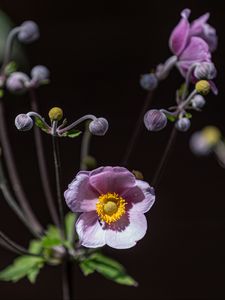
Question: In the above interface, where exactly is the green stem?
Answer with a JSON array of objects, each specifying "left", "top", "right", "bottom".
[{"left": 80, "top": 123, "right": 92, "bottom": 170}]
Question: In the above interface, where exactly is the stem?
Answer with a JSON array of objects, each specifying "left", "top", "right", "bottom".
[
  {"left": 57, "top": 114, "right": 96, "bottom": 135},
  {"left": 0, "top": 230, "right": 41, "bottom": 257},
  {"left": 29, "top": 89, "right": 60, "bottom": 228},
  {"left": 62, "top": 260, "right": 73, "bottom": 300},
  {"left": 80, "top": 123, "right": 92, "bottom": 170},
  {"left": 0, "top": 100, "right": 43, "bottom": 236},
  {"left": 151, "top": 126, "right": 177, "bottom": 189},
  {"left": 51, "top": 124, "right": 65, "bottom": 238},
  {"left": 122, "top": 90, "right": 154, "bottom": 166},
  {"left": 0, "top": 157, "right": 40, "bottom": 237}
]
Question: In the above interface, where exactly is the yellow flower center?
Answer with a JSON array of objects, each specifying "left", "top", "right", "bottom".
[{"left": 96, "top": 192, "right": 127, "bottom": 224}]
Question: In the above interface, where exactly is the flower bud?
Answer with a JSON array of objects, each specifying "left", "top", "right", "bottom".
[
  {"left": 194, "top": 62, "right": 217, "bottom": 80},
  {"left": 191, "top": 95, "right": 206, "bottom": 109},
  {"left": 31, "top": 65, "right": 50, "bottom": 82},
  {"left": 89, "top": 118, "right": 108, "bottom": 136},
  {"left": 195, "top": 80, "right": 211, "bottom": 95},
  {"left": 6, "top": 72, "right": 30, "bottom": 94},
  {"left": 175, "top": 118, "right": 191, "bottom": 132},
  {"left": 18, "top": 21, "right": 40, "bottom": 43},
  {"left": 15, "top": 114, "right": 33, "bottom": 131},
  {"left": 144, "top": 109, "right": 167, "bottom": 132},
  {"left": 190, "top": 132, "right": 211, "bottom": 156},
  {"left": 48, "top": 107, "right": 63, "bottom": 121},
  {"left": 140, "top": 73, "right": 158, "bottom": 91},
  {"left": 201, "top": 126, "right": 221, "bottom": 146}
]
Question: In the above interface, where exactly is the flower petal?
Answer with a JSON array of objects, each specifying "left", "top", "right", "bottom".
[
  {"left": 169, "top": 11, "right": 190, "bottom": 56},
  {"left": 190, "top": 13, "right": 210, "bottom": 36},
  {"left": 89, "top": 166, "right": 136, "bottom": 195},
  {"left": 122, "top": 180, "right": 155, "bottom": 213},
  {"left": 105, "top": 211, "right": 147, "bottom": 249},
  {"left": 64, "top": 172, "right": 98, "bottom": 212},
  {"left": 76, "top": 211, "right": 106, "bottom": 248}
]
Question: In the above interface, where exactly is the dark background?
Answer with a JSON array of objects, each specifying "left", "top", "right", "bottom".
[{"left": 0, "top": 0, "right": 225, "bottom": 299}]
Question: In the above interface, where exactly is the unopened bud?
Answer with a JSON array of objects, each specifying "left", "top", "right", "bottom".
[
  {"left": 140, "top": 73, "right": 158, "bottom": 91},
  {"left": 48, "top": 107, "right": 63, "bottom": 121},
  {"left": 15, "top": 114, "right": 33, "bottom": 131},
  {"left": 31, "top": 65, "right": 50, "bottom": 82},
  {"left": 6, "top": 72, "right": 30, "bottom": 94},
  {"left": 191, "top": 95, "right": 206, "bottom": 109},
  {"left": 190, "top": 132, "right": 211, "bottom": 156},
  {"left": 195, "top": 80, "right": 211, "bottom": 95},
  {"left": 18, "top": 21, "right": 40, "bottom": 43},
  {"left": 144, "top": 109, "right": 167, "bottom": 132},
  {"left": 89, "top": 118, "right": 108, "bottom": 136},
  {"left": 175, "top": 118, "right": 191, "bottom": 132},
  {"left": 194, "top": 62, "right": 217, "bottom": 80}
]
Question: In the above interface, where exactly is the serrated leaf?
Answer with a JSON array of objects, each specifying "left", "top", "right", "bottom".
[
  {"left": 28, "top": 240, "right": 43, "bottom": 255},
  {"left": 62, "top": 129, "right": 82, "bottom": 138},
  {"left": 41, "top": 225, "right": 63, "bottom": 248},
  {"left": 0, "top": 255, "right": 44, "bottom": 283},
  {"left": 65, "top": 212, "right": 77, "bottom": 245},
  {"left": 34, "top": 117, "right": 49, "bottom": 132}
]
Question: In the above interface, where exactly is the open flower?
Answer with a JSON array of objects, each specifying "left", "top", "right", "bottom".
[
  {"left": 169, "top": 9, "right": 216, "bottom": 80},
  {"left": 64, "top": 166, "right": 155, "bottom": 249}
]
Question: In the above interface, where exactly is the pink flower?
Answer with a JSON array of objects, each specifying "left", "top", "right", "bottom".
[
  {"left": 64, "top": 166, "right": 155, "bottom": 249},
  {"left": 169, "top": 9, "right": 217, "bottom": 79}
]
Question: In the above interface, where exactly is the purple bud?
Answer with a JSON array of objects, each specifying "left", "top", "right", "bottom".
[
  {"left": 191, "top": 95, "right": 206, "bottom": 109},
  {"left": 18, "top": 21, "right": 40, "bottom": 44},
  {"left": 175, "top": 118, "right": 191, "bottom": 132},
  {"left": 144, "top": 109, "right": 167, "bottom": 132},
  {"left": 194, "top": 62, "right": 217, "bottom": 80},
  {"left": 189, "top": 132, "right": 211, "bottom": 156},
  {"left": 31, "top": 65, "right": 50, "bottom": 82},
  {"left": 140, "top": 73, "right": 158, "bottom": 91},
  {"left": 15, "top": 114, "right": 33, "bottom": 131},
  {"left": 6, "top": 72, "right": 30, "bottom": 94},
  {"left": 89, "top": 118, "right": 108, "bottom": 136}
]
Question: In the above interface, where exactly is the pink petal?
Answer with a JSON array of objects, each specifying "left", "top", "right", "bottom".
[
  {"left": 190, "top": 13, "right": 210, "bottom": 36},
  {"left": 76, "top": 211, "right": 106, "bottom": 248},
  {"left": 169, "top": 12, "right": 190, "bottom": 56},
  {"left": 122, "top": 180, "right": 155, "bottom": 213},
  {"left": 64, "top": 172, "right": 98, "bottom": 212},
  {"left": 105, "top": 211, "right": 147, "bottom": 249},
  {"left": 89, "top": 166, "right": 136, "bottom": 195}
]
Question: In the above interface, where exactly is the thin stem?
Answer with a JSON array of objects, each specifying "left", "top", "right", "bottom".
[
  {"left": 122, "top": 90, "right": 154, "bottom": 166},
  {"left": 57, "top": 114, "right": 96, "bottom": 135},
  {"left": 52, "top": 123, "right": 65, "bottom": 238},
  {"left": 0, "top": 100, "right": 43, "bottom": 236},
  {"left": 80, "top": 123, "right": 92, "bottom": 170},
  {"left": 178, "top": 90, "right": 197, "bottom": 112},
  {"left": 29, "top": 89, "right": 60, "bottom": 228},
  {"left": 62, "top": 260, "right": 73, "bottom": 300},
  {"left": 0, "top": 157, "right": 40, "bottom": 237},
  {"left": 151, "top": 126, "right": 177, "bottom": 189},
  {"left": 0, "top": 230, "right": 41, "bottom": 257}
]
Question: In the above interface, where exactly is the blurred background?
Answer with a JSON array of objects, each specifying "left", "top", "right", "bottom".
[{"left": 0, "top": 0, "right": 224, "bottom": 299}]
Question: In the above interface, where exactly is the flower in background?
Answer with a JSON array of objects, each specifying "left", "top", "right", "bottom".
[
  {"left": 169, "top": 9, "right": 217, "bottom": 81},
  {"left": 64, "top": 166, "right": 155, "bottom": 249}
]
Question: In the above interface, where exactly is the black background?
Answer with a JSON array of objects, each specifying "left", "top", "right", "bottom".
[{"left": 0, "top": 0, "right": 225, "bottom": 299}]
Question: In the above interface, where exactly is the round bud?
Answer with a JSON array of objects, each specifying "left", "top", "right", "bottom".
[
  {"left": 144, "top": 109, "right": 167, "bottom": 132},
  {"left": 189, "top": 132, "right": 212, "bottom": 156},
  {"left": 18, "top": 21, "right": 40, "bottom": 43},
  {"left": 194, "top": 62, "right": 217, "bottom": 80},
  {"left": 201, "top": 126, "right": 221, "bottom": 146},
  {"left": 6, "top": 72, "right": 30, "bottom": 94},
  {"left": 195, "top": 80, "right": 211, "bottom": 95},
  {"left": 191, "top": 95, "right": 206, "bottom": 109},
  {"left": 140, "top": 73, "right": 158, "bottom": 91},
  {"left": 48, "top": 107, "right": 63, "bottom": 121},
  {"left": 15, "top": 114, "right": 33, "bottom": 131},
  {"left": 31, "top": 65, "right": 50, "bottom": 82},
  {"left": 89, "top": 118, "right": 108, "bottom": 136},
  {"left": 175, "top": 118, "right": 191, "bottom": 132}
]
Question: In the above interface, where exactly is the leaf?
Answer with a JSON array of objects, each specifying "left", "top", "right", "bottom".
[
  {"left": 80, "top": 252, "right": 137, "bottom": 287},
  {"left": 41, "top": 225, "right": 63, "bottom": 248},
  {"left": 4, "top": 61, "right": 17, "bottom": 75},
  {"left": 0, "top": 255, "right": 44, "bottom": 283},
  {"left": 185, "top": 112, "right": 192, "bottom": 119},
  {"left": 164, "top": 113, "right": 177, "bottom": 122},
  {"left": 178, "top": 82, "right": 188, "bottom": 98},
  {"left": 62, "top": 129, "right": 82, "bottom": 138},
  {"left": 0, "top": 89, "right": 4, "bottom": 98},
  {"left": 34, "top": 117, "right": 49, "bottom": 133},
  {"left": 65, "top": 212, "right": 77, "bottom": 245},
  {"left": 27, "top": 267, "right": 41, "bottom": 284},
  {"left": 28, "top": 240, "right": 43, "bottom": 255}
]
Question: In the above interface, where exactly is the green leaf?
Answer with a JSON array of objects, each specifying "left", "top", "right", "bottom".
[
  {"left": 34, "top": 117, "right": 49, "bottom": 133},
  {"left": 185, "top": 112, "right": 192, "bottom": 119},
  {"left": 0, "top": 255, "right": 44, "bottom": 283},
  {"left": 164, "top": 112, "right": 177, "bottom": 122},
  {"left": 41, "top": 225, "right": 63, "bottom": 248},
  {"left": 28, "top": 240, "right": 43, "bottom": 255},
  {"left": 80, "top": 252, "right": 137, "bottom": 287},
  {"left": 65, "top": 212, "right": 77, "bottom": 245},
  {"left": 4, "top": 61, "right": 17, "bottom": 75},
  {"left": 178, "top": 82, "right": 188, "bottom": 98},
  {"left": 62, "top": 129, "right": 82, "bottom": 138},
  {"left": 0, "top": 89, "right": 4, "bottom": 98},
  {"left": 27, "top": 267, "right": 41, "bottom": 284}
]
